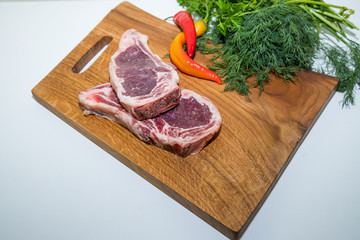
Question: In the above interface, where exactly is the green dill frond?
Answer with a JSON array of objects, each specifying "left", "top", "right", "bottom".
[
  {"left": 319, "top": 40, "right": 360, "bottom": 107},
  {"left": 214, "top": 4, "right": 319, "bottom": 95},
  {"left": 195, "top": 35, "right": 221, "bottom": 54}
]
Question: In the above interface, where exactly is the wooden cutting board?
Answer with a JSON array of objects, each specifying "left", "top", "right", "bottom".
[{"left": 31, "top": 2, "right": 339, "bottom": 239}]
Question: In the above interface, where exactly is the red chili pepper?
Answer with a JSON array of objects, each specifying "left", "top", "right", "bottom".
[
  {"left": 170, "top": 21, "right": 222, "bottom": 84},
  {"left": 173, "top": 11, "right": 196, "bottom": 58}
]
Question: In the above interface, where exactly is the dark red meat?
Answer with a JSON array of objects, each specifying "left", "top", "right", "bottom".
[
  {"left": 109, "top": 29, "right": 180, "bottom": 120},
  {"left": 78, "top": 83, "right": 222, "bottom": 157}
]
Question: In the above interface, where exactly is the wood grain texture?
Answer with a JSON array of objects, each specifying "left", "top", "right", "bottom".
[{"left": 31, "top": 2, "right": 339, "bottom": 239}]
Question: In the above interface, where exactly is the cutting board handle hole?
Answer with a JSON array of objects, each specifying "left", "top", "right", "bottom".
[{"left": 72, "top": 36, "right": 113, "bottom": 74}]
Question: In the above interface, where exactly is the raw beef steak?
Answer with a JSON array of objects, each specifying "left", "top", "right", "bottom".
[
  {"left": 78, "top": 83, "right": 222, "bottom": 157},
  {"left": 109, "top": 29, "right": 180, "bottom": 120}
]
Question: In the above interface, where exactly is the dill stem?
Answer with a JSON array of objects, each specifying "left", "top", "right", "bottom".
[
  {"left": 285, "top": 0, "right": 358, "bottom": 30},
  {"left": 285, "top": 0, "right": 348, "bottom": 10},
  {"left": 318, "top": 9, "right": 344, "bottom": 21},
  {"left": 308, "top": 7, "right": 341, "bottom": 32}
]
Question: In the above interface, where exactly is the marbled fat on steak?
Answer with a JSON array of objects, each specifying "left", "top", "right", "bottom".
[
  {"left": 78, "top": 83, "right": 222, "bottom": 157},
  {"left": 109, "top": 29, "right": 180, "bottom": 120}
]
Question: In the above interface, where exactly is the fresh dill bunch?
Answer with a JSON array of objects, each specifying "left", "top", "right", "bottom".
[
  {"left": 177, "top": 0, "right": 360, "bottom": 106},
  {"left": 212, "top": 4, "right": 320, "bottom": 95}
]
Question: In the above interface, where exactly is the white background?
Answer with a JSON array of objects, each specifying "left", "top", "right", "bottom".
[{"left": 0, "top": 0, "right": 359, "bottom": 239}]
